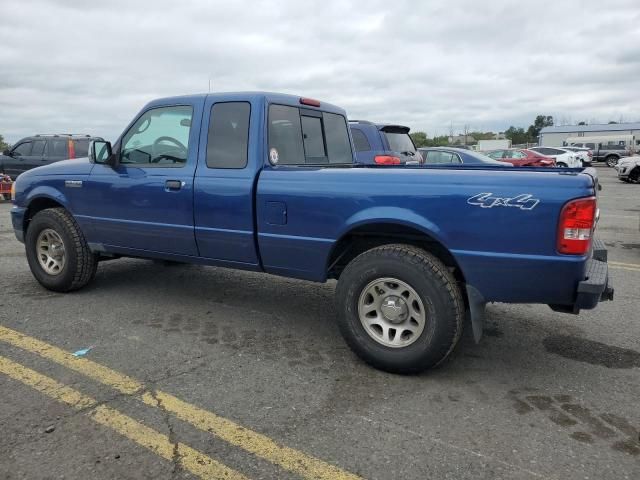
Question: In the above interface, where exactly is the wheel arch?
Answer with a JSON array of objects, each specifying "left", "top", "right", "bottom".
[
  {"left": 23, "top": 193, "right": 69, "bottom": 234},
  {"left": 326, "top": 219, "right": 466, "bottom": 285}
]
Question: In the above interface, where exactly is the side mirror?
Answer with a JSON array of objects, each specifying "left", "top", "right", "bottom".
[
  {"left": 89, "top": 140, "right": 117, "bottom": 167},
  {"left": 2, "top": 149, "right": 10, "bottom": 156}
]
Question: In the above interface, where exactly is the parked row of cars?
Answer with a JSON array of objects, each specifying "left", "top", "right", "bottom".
[{"left": 0, "top": 123, "right": 618, "bottom": 183}]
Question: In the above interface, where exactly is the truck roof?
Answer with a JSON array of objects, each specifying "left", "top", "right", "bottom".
[{"left": 145, "top": 92, "right": 347, "bottom": 116}]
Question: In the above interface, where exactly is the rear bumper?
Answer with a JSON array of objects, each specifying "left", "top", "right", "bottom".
[
  {"left": 10, "top": 206, "right": 27, "bottom": 243},
  {"left": 549, "top": 239, "right": 614, "bottom": 314}
]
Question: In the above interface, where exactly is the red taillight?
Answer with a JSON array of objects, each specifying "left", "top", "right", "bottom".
[
  {"left": 299, "top": 97, "right": 320, "bottom": 107},
  {"left": 68, "top": 139, "right": 75, "bottom": 159},
  {"left": 587, "top": 151, "right": 593, "bottom": 158},
  {"left": 374, "top": 155, "right": 401, "bottom": 165},
  {"left": 557, "top": 197, "right": 597, "bottom": 255}
]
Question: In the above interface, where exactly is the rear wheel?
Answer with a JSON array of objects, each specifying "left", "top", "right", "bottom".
[
  {"left": 557, "top": 162, "right": 568, "bottom": 168},
  {"left": 25, "top": 208, "right": 98, "bottom": 292},
  {"left": 335, "top": 244, "right": 464, "bottom": 374},
  {"left": 605, "top": 156, "right": 619, "bottom": 167},
  {"left": 629, "top": 168, "right": 640, "bottom": 184}
]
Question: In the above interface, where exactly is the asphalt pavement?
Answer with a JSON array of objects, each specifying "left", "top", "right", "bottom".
[{"left": 0, "top": 165, "right": 638, "bottom": 480}]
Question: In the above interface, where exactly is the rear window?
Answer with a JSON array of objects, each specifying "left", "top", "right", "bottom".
[
  {"left": 351, "top": 129, "right": 371, "bottom": 152},
  {"left": 268, "top": 104, "right": 352, "bottom": 165},
  {"left": 73, "top": 139, "right": 90, "bottom": 157},
  {"left": 384, "top": 132, "right": 416, "bottom": 154}
]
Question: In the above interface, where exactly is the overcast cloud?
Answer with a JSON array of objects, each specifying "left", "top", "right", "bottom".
[{"left": 1, "top": 0, "right": 639, "bottom": 143}]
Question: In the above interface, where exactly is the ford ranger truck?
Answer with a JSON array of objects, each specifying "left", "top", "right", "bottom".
[{"left": 9, "top": 92, "right": 614, "bottom": 373}]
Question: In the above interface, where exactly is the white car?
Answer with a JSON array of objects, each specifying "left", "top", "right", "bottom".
[
  {"left": 615, "top": 156, "right": 640, "bottom": 183},
  {"left": 528, "top": 147, "right": 581, "bottom": 168},
  {"left": 561, "top": 146, "right": 592, "bottom": 166}
]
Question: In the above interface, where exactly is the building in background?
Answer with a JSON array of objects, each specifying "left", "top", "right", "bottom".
[{"left": 539, "top": 123, "right": 640, "bottom": 147}]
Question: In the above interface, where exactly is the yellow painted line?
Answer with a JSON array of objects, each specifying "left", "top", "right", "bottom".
[
  {"left": 609, "top": 260, "right": 640, "bottom": 269},
  {"left": 0, "top": 326, "right": 361, "bottom": 480},
  {"left": 0, "top": 355, "right": 247, "bottom": 480},
  {"left": 610, "top": 265, "right": 640, "bottom": 273}
]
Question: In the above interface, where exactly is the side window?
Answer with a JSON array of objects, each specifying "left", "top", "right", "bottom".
[
  {"left": 49, "top": 139, "right": 68, "bottom": 157},
  {"left": 121, "top": 105, "right": 193, "bottom": 167},
  {"left": 351, "top": 129, "right": 371, "bottom": 152},
  {"left": 426, "top": 151, "right": 455, "bottom": 164},
  {"left": 586, "top": 143, "right": 595, "bottom": 149},
  {"left": 486, "top": 150, "right": 501, "bottom": 159},
  {"left": 32, "top": 140, "right": 46, "bottom": 156},
  {"left": 512, "top": 151, "right": 526, "bottom": 159},
  {"left": 206, "top": 102, "right": 250, "bottom": 169},
  {"left": 267, "top": 105, "right": 352, "bottom": 165},
  {"left": 323, "top": 112, "right": 352, "bottom": 164},
  {"left": 13, "top": 142, "right": 32, "bottom": 156},
  {"left": 73, "top": 139, "right": 90, "bottom": 158}
]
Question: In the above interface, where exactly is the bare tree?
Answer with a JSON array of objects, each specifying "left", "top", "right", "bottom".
[{"left": 463, "top": 124, "right": 470, "bottom": 145}]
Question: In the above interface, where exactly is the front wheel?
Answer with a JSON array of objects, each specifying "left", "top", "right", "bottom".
[
  {"left": 25, "top": 208, "right": 98, "bottom": 292},
  {"left": 605, "top": 156, "right": 619, "bottom": 167},
  {"left": 335, "top": 244, "right": 464, "bottom": 374},
  {"left": 557, "top": 162, "right": 568, "bottom": 168}
]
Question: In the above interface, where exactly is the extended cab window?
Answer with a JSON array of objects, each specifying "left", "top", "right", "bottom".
[
  {"left": 121, "top": 105, "right": 192, "bottom": 167},
  {"left": 268, "top": 104, "right": 352, "bottom": 165},
  {"left": 207, "top": 102, "right": 250, "bottom": 169}
]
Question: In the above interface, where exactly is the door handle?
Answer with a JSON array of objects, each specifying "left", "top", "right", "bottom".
[{"left": 165, "top": 180, "right": 184, "bottom": 191}]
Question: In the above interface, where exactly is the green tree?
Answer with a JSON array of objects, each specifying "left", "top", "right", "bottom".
[
  {"left": 505, "top": 126, "right": 529, "bottom": 145},
  {"left": 608, "top": 121, "right": 617, "bottom": 124},
  {"left": 0, "top": 134, "right": 10, "bottom": 152},
  {"left": 409, "top": 131, "right": 428, "bottom": 148},
  {"left": 577, "top": 121, "right": 587, "bottom": 125},
  {"left": 527, "top": 115, "right": 554, "bottom": 141}
]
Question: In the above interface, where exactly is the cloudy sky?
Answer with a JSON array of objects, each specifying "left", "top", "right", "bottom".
[{"left": 1, "top": 0, "right": 639, "bottom": 143}]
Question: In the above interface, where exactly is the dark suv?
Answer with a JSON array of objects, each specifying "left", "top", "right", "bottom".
[
  {"left": 0, "top": 134, "right": 103, "bottom": 179},
  {"left": 349, "top": 120, "right": 421, "bottom": 165}
]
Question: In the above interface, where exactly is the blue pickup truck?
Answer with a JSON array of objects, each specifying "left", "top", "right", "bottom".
[{"left": 9, "top": 92, "right": 613, "bottom": 373}]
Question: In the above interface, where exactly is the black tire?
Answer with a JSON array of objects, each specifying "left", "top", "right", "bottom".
[
  {"left": 335, "top": 244, "right": 464, "bottom": 374},
  {"left": 629, "top": 168, "right": 640, "bottom": 184},
  {"left": 557, "top": 162, "right": 568, "bottom": 168},
  {"left": 605, "top": 156, "right": 619, "bottom": 167},
  {"left": 25, "top": 208, "right": 98, "bottom": 292}
]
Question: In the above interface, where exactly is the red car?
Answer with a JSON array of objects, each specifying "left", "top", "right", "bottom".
[{"left": 486, "top": 149, "right": 556, "bottom": 167}]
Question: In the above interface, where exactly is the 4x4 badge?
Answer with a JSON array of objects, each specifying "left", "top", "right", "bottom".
[{"left": 467, "top": 192, "right": 539, "bottom": 210}]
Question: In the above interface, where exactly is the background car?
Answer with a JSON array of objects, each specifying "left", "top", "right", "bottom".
[
  {"left": 418, "top": 147, "right": 512, "bottom": 166},
  {"left": 569, "top": 142, "right": 633, "bottom": 167},
  {"left": 615, "top": 156, "right": 640, "bottom": 183},
  {"left": 485, "top": 148, "right": 556, "bottom": 167},
  {"left": 527, "top": 146, "right": 581, "bottom": 168},
  {"left": 349, "top": 121, "right": 421, "bottom": 165},
  {"left": 0, "top": 134, "right": 103, "bottom": 179},
  {"left": 560, "top": 146, "right": 592, "bottom": 166}
]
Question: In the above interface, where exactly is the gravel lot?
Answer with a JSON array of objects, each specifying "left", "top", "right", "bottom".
[{"left": 0, "top": 165, "right": 638, "bottom": 480}]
